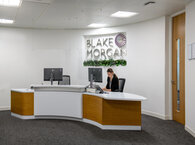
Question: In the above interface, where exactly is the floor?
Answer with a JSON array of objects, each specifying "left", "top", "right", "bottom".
[{"left": 0, "top": 111, "right": 195, "bottom": 145}]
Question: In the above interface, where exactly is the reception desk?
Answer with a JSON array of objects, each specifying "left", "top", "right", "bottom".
[{"left": 11, "top": 85, "right": 146, "bottom": 130}]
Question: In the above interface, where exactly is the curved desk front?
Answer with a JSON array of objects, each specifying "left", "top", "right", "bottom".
[{"left": 11, "top": 85, "right": 146, "bottom": 130}]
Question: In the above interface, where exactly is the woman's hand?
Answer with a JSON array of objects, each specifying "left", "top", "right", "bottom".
[
  {"left": 102, "top": 88, "right": 111, "bottom": 92},
  {"left": 102, "top": 87, "right": 107, "bottom": 91},
  {"left": 106, "top": 89, "right": 111, "bottom": 92}
]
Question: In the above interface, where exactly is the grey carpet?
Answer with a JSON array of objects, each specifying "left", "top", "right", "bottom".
[{"left": 0, "top": 111, "right": 194, "bottom": 145}]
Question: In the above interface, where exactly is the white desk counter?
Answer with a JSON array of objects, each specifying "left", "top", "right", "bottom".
[
  {"left": 31, "top": 84, "right": 86, "bottom": 92},
  {"left": 11, "top": 85, "right": 146, "bottom": 130},
  {"left": 31, "top": 85, "right": 85, "bottom": 118},
  {"left": 84, "top": 92, "right": 146, "bottom": 101},
  {"left": 11, "top": 88, "right": 34, "bottom": 93}
]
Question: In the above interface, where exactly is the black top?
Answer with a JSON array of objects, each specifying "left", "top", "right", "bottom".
[{"left": 106, "top": 74, "right": 119, "bottom": 92}]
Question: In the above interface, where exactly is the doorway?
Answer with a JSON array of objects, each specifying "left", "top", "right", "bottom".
[{"left": 172, "top": 13, "right": 185, "bottom": 125}]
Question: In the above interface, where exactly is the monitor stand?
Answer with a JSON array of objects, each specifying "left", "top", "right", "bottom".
[
  {"left": 50, "top": 79, "right": 53, "bottom": 85},
  {"left": 89, "top": 74, "right": 95, "bottom": 88},
  {"left": 50, "top": 72, "right": 54, "bottom": 85}
]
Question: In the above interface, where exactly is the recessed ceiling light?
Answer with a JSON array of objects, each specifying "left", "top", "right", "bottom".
[
  {"left": 111, "top": 11, "right": 138, "bottom": 18},
  {"left": 0, "top": 19, "right": 14, "bottom": 24},
  {"left": 88, "top": 23, "right": 107, "bottom": 28},
  {"left": 0, "top": 0, "right": 22, "bottom": 7},
  {"left": 25, "top": 0, "right": 53, "bottom": 4}
]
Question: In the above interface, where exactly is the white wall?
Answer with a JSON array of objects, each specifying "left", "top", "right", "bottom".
[
  {"left": 0, "top": 28, "right": 84, "bottom": 109},
  {"left": 185, "top": 0, "right": 195, "bottom": 137},
  {"left": 0, "top": 17, "right": 169, "bottom": 120}
]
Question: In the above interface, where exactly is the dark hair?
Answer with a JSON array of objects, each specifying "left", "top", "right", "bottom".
[
  {"left": 107, "top": 68, "right": 114, "bottom": 73},
  {"left": 107, "top": 68, "right": 118, "bottom": 78}
]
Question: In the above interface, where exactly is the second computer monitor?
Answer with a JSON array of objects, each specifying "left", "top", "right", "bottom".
[
  {"left": 88, "top": 68, "right": 102, "bottom": 83},
  {"left": 44, "top": 68, "right": 63, "bottom": 81}
]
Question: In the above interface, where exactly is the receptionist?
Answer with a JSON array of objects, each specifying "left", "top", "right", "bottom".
[{"left": 102, "top": 68, "right": 119, "bottom": 92}]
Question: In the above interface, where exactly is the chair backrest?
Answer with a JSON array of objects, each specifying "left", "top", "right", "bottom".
[
  {"left": 58, "top": 75, "right": 71, "bottom": 85},
  {"left": 118, "top": 78, "right": 126, "bottom": 92}
]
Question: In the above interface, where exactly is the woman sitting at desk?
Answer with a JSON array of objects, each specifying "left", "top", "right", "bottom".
[{"left": 103, "top": 68, "right": 119, "bottom": 92}]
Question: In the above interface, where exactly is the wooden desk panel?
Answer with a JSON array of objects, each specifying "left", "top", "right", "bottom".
[
  {"left": 11, "top": 91, "right": 34, "bottom": 115},
  {"left": 102, "top": 100, "right": 141, "bottom": 125},
  {"left": 83, "top": 94, "right": 103, "bottom": 124},
  {"left": 83, "top": 94, "right": 141, "bottom": 126}
]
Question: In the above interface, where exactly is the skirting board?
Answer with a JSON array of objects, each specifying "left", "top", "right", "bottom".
[
  {"left": 142, "top": 110, "right": 172, "bottom": 120},
  {"left": 83, "top": 119, "right": 141, "bottom": 130},
  {"left": 35, "top": 115, "right": 83, "bottom": 122},
  {"left": 11, "top": 113, "right": 35, "bottom": 119},
  {"left": 185, "top": 125, "right": 195, "bottom": 138},
  {"left": 0, "top": 106, "right": 10, "bottom": 111}
]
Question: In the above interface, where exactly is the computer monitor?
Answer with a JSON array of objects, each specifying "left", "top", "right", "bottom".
[
  {"left": 88, "top": 68, "right": 102, "bottom": 83},
  {"left": 44, "top": 68, "right": 63, "bottom": 85}
]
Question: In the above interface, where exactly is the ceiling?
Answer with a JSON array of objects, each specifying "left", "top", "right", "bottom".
[{"left": 0, "top": 0, "right": 192, "bottom": 29}]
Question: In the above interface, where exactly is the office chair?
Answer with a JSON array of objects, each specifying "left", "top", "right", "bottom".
[
  {"left": 58, "top": 75, "right": 71, "bottom": 85},
  {"left": 118, "top": 78, "right": 126, "bottom": 92}
]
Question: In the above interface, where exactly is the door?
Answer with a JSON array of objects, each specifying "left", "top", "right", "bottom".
[{"left": 172, "top": 13, "right": 185, "bottom": 125}]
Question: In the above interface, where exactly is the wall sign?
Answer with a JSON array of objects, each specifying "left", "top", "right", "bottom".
[
  {"left": 84, "top": 33, "right": 127, "bottom": 61},
  {"left": 188, "top": 43, "right": 195, "bottom": 60}
]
